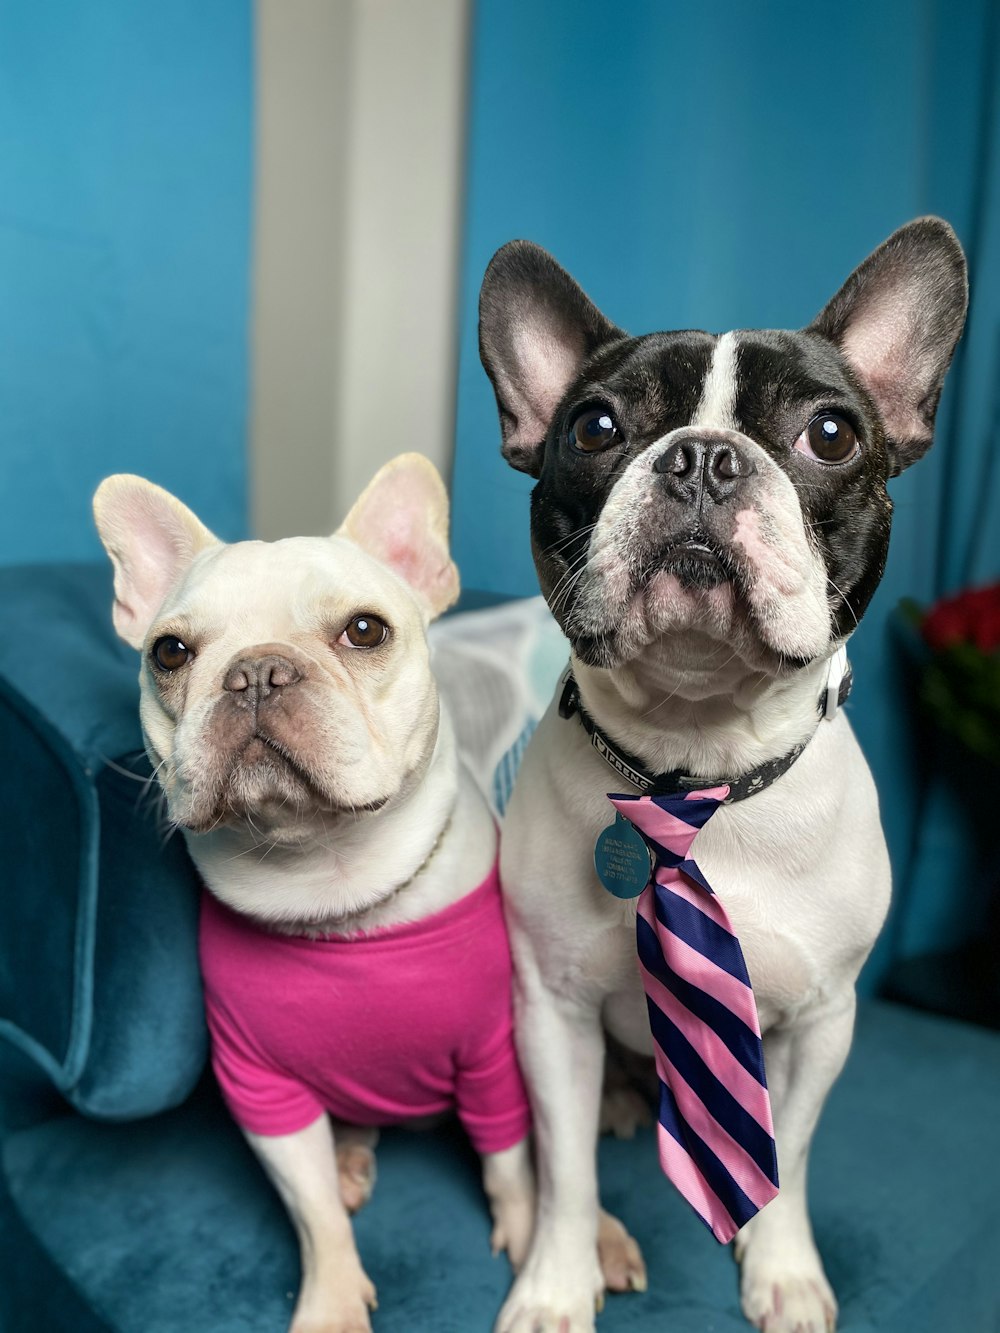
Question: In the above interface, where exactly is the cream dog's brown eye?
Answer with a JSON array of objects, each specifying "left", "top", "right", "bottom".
[
  {"left": 151, "top": 635, "right": 194, "bottom": 671},
  {"left": 342, "top": 614, "right": 388, "bottom": 648},
  {"left": 568, "top": 406, "right": 620, "bottom": 453},
  {"left": 795, "top": 413, "right": 859, "bottom": 464}
]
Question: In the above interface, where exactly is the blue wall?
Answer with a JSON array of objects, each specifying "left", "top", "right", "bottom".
[
  {"left": 452, "top": 0, "right": 998, "bottom": 984},
  {"left": 0, "top": 0, "right": 252, "bottom": 560}
]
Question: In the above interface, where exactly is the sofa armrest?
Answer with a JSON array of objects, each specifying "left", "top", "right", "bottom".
[{"left": 0, "top": 668, "right": 206, "bottom": 1121}]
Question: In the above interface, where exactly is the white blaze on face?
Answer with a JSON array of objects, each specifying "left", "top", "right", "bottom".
[
  {"left": 691, "top": 331, "right": 739, "bottom": 431},
  {"left": 572, "top": 328, "right": 834, "bottom": 665}
]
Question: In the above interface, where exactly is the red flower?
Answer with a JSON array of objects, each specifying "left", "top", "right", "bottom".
[{"left": 922, "top": 582, "right": 1000, "bottom": 652}]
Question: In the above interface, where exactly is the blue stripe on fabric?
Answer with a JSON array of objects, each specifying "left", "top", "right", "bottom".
[
  {"left": 642, "top": 838, "right": 684, "bottom": 867},
  {"left": 637, "top": 913, "right": 766, "bottom": 1085},
  {"left": 634, "top": 841, "right": 714, "bottom": 897},
  {"left": 633, "top": 842, "right": 713, "bottom": 896},
  {"left": 645, "top": 995, "right": 778, "bottom": 1184},
  {"left": 675, "top": 858, "right": 714, "bottom": 895},
  {"left": 651, "top": 883, "right": 752, "bottom": 986},
  {"left": 657, "top": 1077, "right": 758, "bottom": 1231},
  {"left": 651, "top": 793, "right": 723, "bottom": 830}
]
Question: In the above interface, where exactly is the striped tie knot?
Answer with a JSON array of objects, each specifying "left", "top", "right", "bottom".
[{"left": 609, "top": 786, "right": 779, "bottom": 1244}]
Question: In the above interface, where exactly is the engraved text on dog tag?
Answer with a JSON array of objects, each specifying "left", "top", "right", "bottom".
[{"left": 594, "top": 814, "right": 654, "bottom": 899}]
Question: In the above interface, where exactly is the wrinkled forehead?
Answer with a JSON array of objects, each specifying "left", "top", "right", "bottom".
[{"left": 155, "top": 536, "right": 419, "bottom": 637}]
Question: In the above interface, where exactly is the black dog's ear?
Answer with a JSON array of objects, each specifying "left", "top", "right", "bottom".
[
  {"left": 808, "top": 217, "right": 968, "bottom": 476},
  {"left": 478, "top": 241, "right": 623, "bottom": 477}
]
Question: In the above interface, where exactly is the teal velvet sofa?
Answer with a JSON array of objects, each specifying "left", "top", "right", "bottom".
[{"left": 2, "top": 564, "right": 999, "bottom": 1333}]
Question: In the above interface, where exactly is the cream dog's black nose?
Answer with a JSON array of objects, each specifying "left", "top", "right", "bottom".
[{"left": 223, "top": 649, "right": 302, "bottom": 710}]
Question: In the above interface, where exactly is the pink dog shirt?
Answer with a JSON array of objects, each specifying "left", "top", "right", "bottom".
[{"left": 199, "top": 861, "right": 531, "bottom": 1154}]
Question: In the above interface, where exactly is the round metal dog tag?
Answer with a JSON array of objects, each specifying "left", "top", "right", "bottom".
[{"left": 594, "top": 815, "right": 654, "bottom": 899}]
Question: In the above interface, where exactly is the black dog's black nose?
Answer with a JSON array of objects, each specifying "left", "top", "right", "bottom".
[
  {"left": 223, "top": 649, "right": 302, "bottom": 710},
  {"left": 653, "top": 438, "right": 754, "bottom": 505}
]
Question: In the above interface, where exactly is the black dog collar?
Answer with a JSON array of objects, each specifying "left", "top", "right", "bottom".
[{"left": 558, "top": 657, "right": 852, "bottom": 804}]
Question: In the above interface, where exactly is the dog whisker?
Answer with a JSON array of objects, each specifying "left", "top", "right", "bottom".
[
  {"left": 825, "top": 575, "right": 859, "bottom": 629},
  {"left": 549, "top": 551, "right": 591, "bottom": 619},
  {"left": 538, "top": 522, "right": 597, "bottom": 560}
]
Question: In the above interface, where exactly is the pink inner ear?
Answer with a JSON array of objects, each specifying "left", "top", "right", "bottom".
[
  {"left": 104, "top": 531, "right": 166, "bottom": 641},
  {"left": 393, "top": 542, "right": 452, "bottom": 601},
  {"left": 388, "top": 539, "right": 425, "bottom": 586},
  {"left": 842, "top": 301, "right": 915, "bottom": 374},
  {"left": 346, "top": 463, "right": 457, "bottom": 614},
  {"left": 96, "top": 481, "right": 218, "bottom": 647},
  {"left": 843, "top": 307, "right": 927, "bottom": 442},
  {"left": 507, "top": 324, "right": 582, "bottom": 445}
]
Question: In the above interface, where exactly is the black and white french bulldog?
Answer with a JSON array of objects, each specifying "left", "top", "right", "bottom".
[{"left": 478, "top": 218, "right": 967, "bottom": 1333}]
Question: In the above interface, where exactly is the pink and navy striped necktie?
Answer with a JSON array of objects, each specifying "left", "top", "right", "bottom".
[{"left": 609, "top": 786, "right": 779, "bottom": 1243}]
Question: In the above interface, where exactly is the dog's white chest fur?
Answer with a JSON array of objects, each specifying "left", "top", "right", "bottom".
[
  {"left": 500, "top": 699, "right": 891, "bottom": 1041},
  {"left": 479, "top": 218, "right": 967, "bottom": 1333}
]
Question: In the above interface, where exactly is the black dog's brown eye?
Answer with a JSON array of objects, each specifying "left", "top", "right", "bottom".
[
  {"left": 342, "top": 614, "right": 388, "bottom": 648},
  {"left": 151, "top": 635, "right": 194, "bottom": 672},
  {"left": 568, "top": 407, "right": 619, "bottom": 453},
  {"left": 795, "top": 413, "right": 859, "bottom": 464}
]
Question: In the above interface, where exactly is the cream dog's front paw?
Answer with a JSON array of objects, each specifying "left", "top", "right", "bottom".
[
  {"left": 490, "top": 1193, "right": 535, "bottom": 1270},
  {"left": 494, "top": 1247, "right": 603, "bottom": 1333},
  {"left": 335, "top": 1142, "right": 376, "bottom": 1214},
  {"left": 333, "top": 1125, "right": 379, "bottom": 1215},
  {"left": 597, "top": 1208, "right": 646, "bottom": 1293},
  {"left": 290, "top": 1266, "right": 378, "bottom": 1333},
  {"left": 483, "top": 1139, "right": 535, "bottom": 1271}
]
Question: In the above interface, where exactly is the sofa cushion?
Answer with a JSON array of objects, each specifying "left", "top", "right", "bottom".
[{"left": 5, "top": 1002, "right": 999, "bottom": 1332}]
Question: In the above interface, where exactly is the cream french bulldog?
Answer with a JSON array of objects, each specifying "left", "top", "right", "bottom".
[
  {"left": 478, "top": 219, "right": 968, "bottom": 1333},
  {"left": 93, "top": 454, "right": 538, "bottom": 1333}
]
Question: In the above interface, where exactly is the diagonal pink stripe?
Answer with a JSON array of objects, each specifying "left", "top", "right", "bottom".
[
  {"left": 637, "top": 950, "right": 775, "bottom": 1137},
  {"left": 609, "top": 798, "right": 701, "bottom": 855},
  {"left": 652, "top": 1042, "right": 778, "bottom": 1211},
  {"left": 684, "top": 785, "right": 730, "bottom": 803},
  {"left": 640, "top": 892, "right": 757, "bottom": 1017},
  {"left": 656, "top": 1121, "right": 738, "bottom": 1243},
  {"left": 653, "top": 864, "right": 743, "bottom": 938}
]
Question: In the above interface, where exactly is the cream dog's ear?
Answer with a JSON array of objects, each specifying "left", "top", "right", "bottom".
[
  {"left": 93, "top": 475, "right": 220, "bottom": 649},
  {"left": 337, "top": 453, "right": 460, "bottom": 620}
]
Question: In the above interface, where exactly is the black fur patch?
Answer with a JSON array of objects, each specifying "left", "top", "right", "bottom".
[
  {"left": 731, "top": 331, "right": 893, "bottom": 635},
  {"left": 528, "top": 327, "right": 892, "bottom": 642},
  {"left": 530, "top": 332, "right": 717, "bottom": 608},
  {"left": 480, "top": 226, "right": 966, "bottom": 661}
]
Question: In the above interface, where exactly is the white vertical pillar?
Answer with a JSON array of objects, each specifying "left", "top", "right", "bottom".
[{"left": 251, "top": 0, "right": 470, "bottom": 539}]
